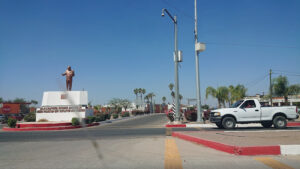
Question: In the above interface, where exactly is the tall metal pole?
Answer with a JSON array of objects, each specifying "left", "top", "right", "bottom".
[
  {"left": 195, "top": 0, "right": 203, "bottom": 122},
  {"left": 174, "top": 16, "right": 180, "bottom": 122},
  {"left": 161, "top": 9, "right": 180, "bottom": 122},
  {"left": 269, "top": 69, "right": 273, "bottom": 106}
]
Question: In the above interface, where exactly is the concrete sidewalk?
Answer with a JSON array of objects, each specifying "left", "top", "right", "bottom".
[{"left": 172, "top": 130, "right": 300, "bottom": 156}]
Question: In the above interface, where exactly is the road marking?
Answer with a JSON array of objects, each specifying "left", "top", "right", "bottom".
[
  {"left": 254, "top": 157, "right": 294, "bottom": 169},
  {"left": 224, "top": 130, "right": 300, "bottom": 133},
  {"left": 165, "top": 138, "right": 183, "bottom": 169}
]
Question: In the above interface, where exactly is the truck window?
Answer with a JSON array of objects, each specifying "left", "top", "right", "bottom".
[{"left": 240, "top": 100, "right": 256, "bottom": 108}]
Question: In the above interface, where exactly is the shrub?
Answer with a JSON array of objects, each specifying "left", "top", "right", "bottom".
[
  {"left": 38, "top": 119, "right": 48, "bottom": 122},
  {"left": 105, "top": 113, "right": 111, "bottom": 120},
  {"left": 95, "top": 114, "right": 106, "bottom": 122},
  {"left": 24, "top": 113, "right": 36, "bottom": 122},
  {"left": 7, "top": 118, "right": 17, "bottom": 128},
  {"left": 88, "top": 116, "right": 96, "bottom": 123},
  {"left": 121, "top": 112, "right": 130, "bottom": 117},
  {"left": 71, "top": 118, "right": 80, "bottom": 126},
  {"left": 112, "top": 113, "right": 119, "bottom": 119}
]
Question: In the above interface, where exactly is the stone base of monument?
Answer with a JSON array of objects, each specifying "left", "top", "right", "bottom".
[
  {"left": 2, "top": 121, "right": 99, "bottom": 131},
  {"left": 36, "top": 91, "right": 94, "bottom": 122}
]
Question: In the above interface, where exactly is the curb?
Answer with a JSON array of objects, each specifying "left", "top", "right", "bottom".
[
  {"left": 2, "top": 123, "right": 99, "bottom": 131},
  {"left": 172, "top": 132, "right": 300, "bottom": 155},
  {"left": 166, "top": 122, "right": 300, "bottom": 128}
]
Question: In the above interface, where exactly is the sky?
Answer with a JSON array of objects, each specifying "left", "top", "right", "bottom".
[{"left": 0, "top": 0, "right": 299, "bottom": 107}]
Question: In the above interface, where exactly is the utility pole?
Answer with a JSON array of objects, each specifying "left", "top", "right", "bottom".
[
  {"left": 194, "top": 0, "right": 205, "bottom": 122},
  {"left": 161, "top": 9, "right": 181, "bottom": 122},
  {"left": 269, "top": 69, "right": 273, "bottom": 106}
]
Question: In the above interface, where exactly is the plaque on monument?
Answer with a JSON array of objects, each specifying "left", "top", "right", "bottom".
[{"left": 36, "top": 91, "right": 93, "bottom": 122}]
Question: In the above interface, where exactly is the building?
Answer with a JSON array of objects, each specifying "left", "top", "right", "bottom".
[{"left": 244, "top": 94, "right": 300, "bottom": 106}]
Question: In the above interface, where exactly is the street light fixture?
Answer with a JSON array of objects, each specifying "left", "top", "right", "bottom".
[{"left": 161, "top": 8, "right": 181, "bottom": 122}]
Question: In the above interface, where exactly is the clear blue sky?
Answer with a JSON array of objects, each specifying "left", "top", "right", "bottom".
[{"left": 0, "top": 0, "right": 299, "bottom": 107}]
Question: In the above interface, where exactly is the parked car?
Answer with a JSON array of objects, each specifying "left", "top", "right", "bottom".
[{"left": 210, "top": 99, "right": 299, "bottom": 129}]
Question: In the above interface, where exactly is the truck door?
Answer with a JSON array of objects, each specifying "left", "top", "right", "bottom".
[{"left": 238, "top": 100, "right": 261, "bottom": 122}]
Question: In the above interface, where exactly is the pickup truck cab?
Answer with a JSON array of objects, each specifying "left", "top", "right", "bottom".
[{"left": 210, "top": 99, "right": 299, "bottom": 129}]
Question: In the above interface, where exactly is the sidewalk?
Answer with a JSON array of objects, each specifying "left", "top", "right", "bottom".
[{"left": 172, "top": 130, "right": 300, "bottom": 155}]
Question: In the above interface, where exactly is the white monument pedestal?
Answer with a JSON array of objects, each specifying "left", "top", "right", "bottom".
[{"left": 36, "top": 91, "right": 93, "bottom": 122}]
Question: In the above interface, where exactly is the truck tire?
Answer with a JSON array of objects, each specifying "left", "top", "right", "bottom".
[
  {"left": 273, "top": 116, "right": 287, "bottom": 129},
  {"left": 261, "top": 121, "right": 273, "bottom": 128},
  {"left": 222, "top": 117, "right": 236, "bottom": 129},
  {"left": 216, "top": 122, "right": 224, "bottom": 129}
]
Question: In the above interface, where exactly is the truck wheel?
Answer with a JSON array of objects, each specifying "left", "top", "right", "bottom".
[
  {"left": 261, "top": 121, "right": 273, "bottom": 128},
  {"left": 273, "top": 116, "right": 287, "bottom": 129},
  {"left": 222, "top": 117, "right": 236, "bottom": 129},
  {"left": 216, "top": 123, "right": 224, "bottom": 129}
]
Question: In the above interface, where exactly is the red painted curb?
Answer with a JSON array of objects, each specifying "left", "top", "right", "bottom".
[
  {"left": 165, "top": 124, "right": 186, "bottom": 128},
  {"left": 2, "top": 123, "right": 100, "bottom": 131},
  {"left": 287, "top": 122, "right": 300, "bottom": 127},
  {"left": 172, "top": 132, "right": 281, "bottom": 156},
  {"left": 17, "top": 122, "right": 72, "bottom": 128}
]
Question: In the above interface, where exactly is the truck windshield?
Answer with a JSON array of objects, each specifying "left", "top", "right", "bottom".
[{"left": 230, "top": 100, "right": 244, "bottom": 108}]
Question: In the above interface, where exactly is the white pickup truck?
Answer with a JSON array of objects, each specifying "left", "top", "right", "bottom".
[{"left": 210, "top": 99, "right": 299, "bottom": 129}]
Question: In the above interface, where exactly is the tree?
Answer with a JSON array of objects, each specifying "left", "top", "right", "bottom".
[
  {"left": 273, "top": 76, "right": 300, "bottom": 104},
  {"left": 109, "top": 98, "right": 122, "bottom": 113},
  {"left": 0, "top": 97, "right": 3, "bottom": 103},
  {"left": 206, "top": 86, "right": 229, "bottom": 108},
  {"left": 171, "top": 91, "right": 175, "bottom": 102},
  {"left": 228, "top": 84, "right": 247, "bottom": 106},
  {"left": 179, "top": 94, "right": 183, "bottom": 103},
  {"left": 133, "top": 88, "right": 139, "bottom": 100},
  {"left": 201, "top": 104, "right": 210, "bottom": 110},
  {"left": 142, "top": 89, "right": 146, "bottom": 99},
  {"left": 144, "top": 95, "right": 149, "bottom": 103},
  {"left": 120, "top": 99, "right": 131, "bottom": 111},
  {"left": 168, "top": 83, "right": 174, "bottom": 91},
  {"left": 13, "top": 98, "right": 29, "bottom": 114},
  {"left": 30, "top": 100, "right": 38, "bottom": 106},
  {"left": 162, "top": 96, "right": 166, "bottom": 104},
  {"left": 168, "top": 83, "right": 175, "bottom": 102}
]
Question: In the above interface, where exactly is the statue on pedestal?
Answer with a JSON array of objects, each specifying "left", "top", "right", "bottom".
[{"left": 62, "top": 66, "right": 75, "bottom": 91}]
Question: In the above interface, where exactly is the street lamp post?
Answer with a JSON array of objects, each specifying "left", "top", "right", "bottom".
[{"left": 162, "top": 8, "right": 181, "bottom": 122}]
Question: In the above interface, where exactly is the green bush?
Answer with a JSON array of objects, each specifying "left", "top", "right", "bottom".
[
  {"left": 88, "top": 116, "right": 96, "bottom": 123},
  {"left": 105, "top": 113, "right": 111, "bottom": 120},
  {"left": 7, "top": 118, "right": 17, "bottom": 128},
  {"left": 112, "top": 113, "right": 119, "bottom": 119},
  {"left": 121, "top": 112, "right": 130, "bottom": 117},
  {"left": 71, "top": 118, "right": 80, "bottom": 126},
  {"left": 96, "top": 114, "right": 106, "bottom": 122},
  {"left": 24, "top": 113, "right": 36, "bottom": 122}
]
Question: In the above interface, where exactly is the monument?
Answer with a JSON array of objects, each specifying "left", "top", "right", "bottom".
[{"left": 36, "top": 67, "right": 93, "bottom": 122}]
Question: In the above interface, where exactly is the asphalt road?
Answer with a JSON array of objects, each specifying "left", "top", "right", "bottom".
[
  {"left": 1, "top": 113, "right": 299, "bottom": 169},
  {"left": 0, "top": 113, "right": 194, "bottom": 142}
]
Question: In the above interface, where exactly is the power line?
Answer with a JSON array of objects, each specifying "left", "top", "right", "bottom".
[{"left": 245, "top": 74, "right": 269, "bottom": 89}]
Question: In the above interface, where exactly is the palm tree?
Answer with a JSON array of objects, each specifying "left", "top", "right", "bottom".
[
  {"left": 206, "top": 86, "right": 229, "bottom": 108},
  {"left": 168, "top": 83, "right": 174, "bottom": 91},
  {"left": 273, "top": 76, "right": 300, "bottom": 104},
  {"left": 228, "top": 84, "right": 247, "bottom": 106},
  {"left": 144, "top": 95, "right": 149, "bottom": 103},
  {"left": 141, "top": 88, "right": 146, "bottom": 102},
  {"left": 171, "top": 91, "right": 175, "bottom": 102},
  {"left": 133, "top": 88, "right": 139, "bottom": 100},
  {"left": 162, "top": 96, "right": 166, "bottom": 104},
  {"left": 179, "top": 94, "right": 183, "bottom": 103}
]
